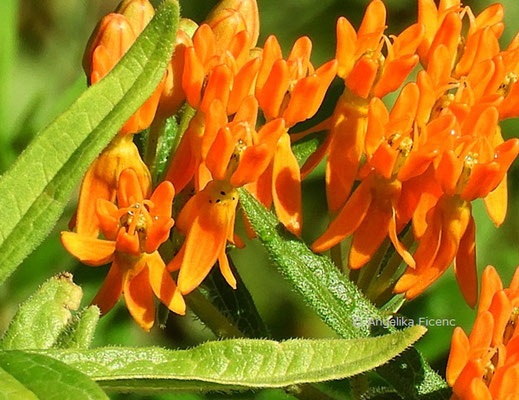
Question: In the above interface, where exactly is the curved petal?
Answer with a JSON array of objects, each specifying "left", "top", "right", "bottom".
[
  {"left": 149, "top": 181, "right": 175, "bottom": 218},
  {"left": 124, "top": 264, "right": 155, "bottom": 331},
  {"left": 349, "top": 202, "right": 392, "bottom": 269},
  {"left": 177, "top": 202, "right": 233, "bottom": 294},
  {"left": 454, "top": 215, "right": 478, "bottom": 308},
  {"left": 61, "top": 232, "right": 115, "bottom": 266},
  {"left": 218, "top": 251, "right": 237, "bottom": 289},
  {"left": 446, "top": 327, "right": 470, "bottom": 386},
  {"left": 91, "top": 261, "right": 123, "bottom": 315},
  {"left": 96, "top": 199, "right": 119, "bottom": 241},
  {"left": 312, "top": 176, "right": 372, "bottom": 252},
  {"left": 118, "top": 168, "right": 144, "bottom": 207},
  {"left": 230, "top": 144, "right": 271, "bottom": 187},
  {"left": 272, "top": 133, "right": 302, "bottom": 236},
  {"left": 147, "top": 252, "right": 186, "bottom": 315}
]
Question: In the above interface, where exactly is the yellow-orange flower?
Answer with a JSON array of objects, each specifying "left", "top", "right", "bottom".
[
  {"left": 74, "top": 135, "right": 151, "bottom": 237},
  {"left": 168, "top": 99, "right": 286, "bottom": 293},
  {"left": 62, "top": 169, "right": 184, "bottom": 331},
  {"left": 395, "top": 107, "right": 519, "bottom": 305},
  {"left": 446, "top": 265, "right": 519, "bottom": 399},
  {"left": 255, "top": 35, "right": 337, "bottom": 127}
]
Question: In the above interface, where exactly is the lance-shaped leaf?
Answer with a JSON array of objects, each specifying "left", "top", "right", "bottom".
[
  {"left": 238, "top": 189, "right": 450, "bottom": 399},
  {"left": 37, "top": 327, "right": 424, "bottom": 392},
  {"left": 0, "top": 351, "right": 108, "bottom": 400},
  {"left": 0, "top": 0, "right": 180, "bottom": 285}
]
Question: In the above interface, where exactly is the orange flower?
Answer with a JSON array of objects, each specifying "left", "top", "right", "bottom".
[
  {"left": 182, "top": 23, "right": 259, "bottom": 113},
  {"left": 255, "top": 35, "right": 337, "bottom": 127},
  {"left": 299, "top": 2, "right": 423, "bottom": 212},
  {"left": 417, "top": 0, "right": 462, "bottom": 66},
  {"left": 205, "top": 0, "right": 260, "bottom": 49},
  {"left": 312, "top": 84, "right": 426, "bottom": 269},
  {"left": 395, "top": 107, "right": 519, "bottom": 305},
  {"left": 74, "top": 135, "right": 151, "bottom": 237},
  {"left": 62, "top": 169, "right": 184, "bottom": 331},
  {"left": 168, "top": 100, "right": 286, "bottom": 293},
  {"left": 446, "top": 265, "right": 519, "bottom": 399}
]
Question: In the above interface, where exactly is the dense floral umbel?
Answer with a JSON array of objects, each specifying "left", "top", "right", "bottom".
[
  {"left": 446, "top": 266, "right": 519, "bottom": 399},
  {"left": 62, "top": 169, "right": 185, "bottom": 331},
  {"left": 307, "top": 0, "right": 519, "bottom": 307},
  {"left": 64, "top": 0, "right": 519, "bottom": 331}
]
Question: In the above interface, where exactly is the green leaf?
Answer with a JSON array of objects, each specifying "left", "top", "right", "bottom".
[
  {"left": 0, "top": 366, "right": 38, "bottom": 400},
  {"left": 0, "top": 0, "right": 18, "bottom": 171},
  {"left": 55, "top": 306, "right": 100, "bottom": 350},
  {"left": 0, "top": 351, "right": 108, "bottom": 400},
  {"left": 1, "top": 273, "right": 83, "bottom": 350},
  {"left": 238, "top": 189, "right": 450, "bottom": 399},
  {"left": 0, "top": 0, "right": 180, "bottom": 285},
  {"left": 38, "top": 327, "right": 424, "bottom": 392}
]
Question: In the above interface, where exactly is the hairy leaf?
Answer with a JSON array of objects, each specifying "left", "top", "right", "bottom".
[
  {"left": 0, "top": 351, "right": 108, "bottom": 400},
  {"left": 55, "top": 306, "right": 100, "bottom": 350},
  {"left": 38, "top": 327, "right": 424, "bottom": 392},
  {"left": 238, "top": 189, "right": 450, "bottom": 399},
  {"left": 0, "top": 0, "right": 180, "bottom": 285},
  {"left": 0, "top": 273, "right": 83, "bottom": 350}
]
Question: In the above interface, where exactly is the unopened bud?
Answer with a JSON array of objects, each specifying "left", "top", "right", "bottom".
[
  {"left": 116, "top": 0, "right": 155, "bottom": 35},
  {"left": 206, "top": 0, "right": 259, "bottom": 48},
  {"left": 83, "top": 13, "right": 136, "bottom": 83}
]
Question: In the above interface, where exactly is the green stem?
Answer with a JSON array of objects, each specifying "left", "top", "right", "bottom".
[
  {"left": 144, "top": 116, "right": 164, "bottom": 170},
  {"left": 186, "top": 289, "right": 243, "bottom": 338},
  {"left": 367, "top": 229, "right": 414, "bottom": 304},
  {"left": 356, "top": 239, "right": 390, "bottom": 297},
  {"left": 330, "top": 243, "right": 344, "bottom": 271}
]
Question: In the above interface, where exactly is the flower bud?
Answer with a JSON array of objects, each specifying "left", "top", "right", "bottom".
[
  {"left": 116, "top": 0, "right": 155, "bottom": 35},
  {"left": 205, "top": 0, "right": 259, "bottom": 48},
  {"left": 83, "top": 13, "right": 136, "bottom": 83}
]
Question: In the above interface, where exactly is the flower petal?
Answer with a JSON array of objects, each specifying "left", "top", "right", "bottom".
[
  {"left": 61, "top": 232, "right": 115, "bottom": 266},
  {"left": 454, "top": 215, "right": 478, "bottom": 308},
  {"left": 218, "top": 251, "right": 237, "bottom": 289},
  {"left": 124, "top": 265, "right": 155, "bottom": 331},
  {"left": 147, "top": 252, "right": 186, "bottom": 315},
  {"left": 272, "top": 133, "right": 302, "bottom": 236},
  {"left": 177, "top": 201, "right": 233, "bottom": 294},
  {"left": 118, "top": 168, "right": 145, "bottom": 207},
  {"left": 312, "top": 176, "right": 372, "bottom": 252},
  {"left": 91, "top": 261, "right": 123, "bottom": 315}
]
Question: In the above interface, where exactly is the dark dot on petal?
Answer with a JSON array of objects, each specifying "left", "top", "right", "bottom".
[
  {"left": 220, "top": 191, "right": 226, "bottom": 195},
  {"left": 216, "top": 199, "right": 221, "bottom": 203},
  {"left": 209, "top": 200, "right": 213, "bottom": 203}
]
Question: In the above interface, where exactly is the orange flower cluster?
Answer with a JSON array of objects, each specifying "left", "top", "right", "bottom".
[
  {"left": 61, "top": 0, "right": 519, "bottom": 332},
  {"left": 309, "top": 0, "right": 519, "bottom": 307},
  {"left": 447, "top": 266, "right": 519, "bottom": 399}
]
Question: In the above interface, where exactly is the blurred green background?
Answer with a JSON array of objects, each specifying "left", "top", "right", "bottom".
[{"left": 0, "top": 0, "right": 518, "bottom": 399}]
